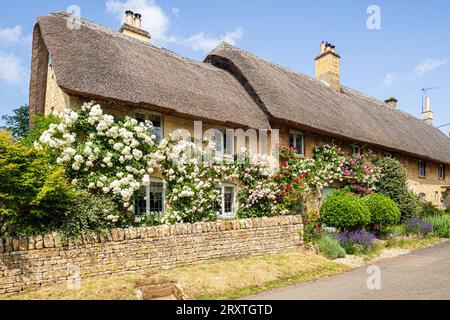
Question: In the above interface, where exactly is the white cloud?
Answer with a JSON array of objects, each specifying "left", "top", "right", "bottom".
[
  {"left": 106, "top": 0, "right": 170, "bottom": 41},
  {"left": 413, "top": 58, "right": 449, "bottom": 78},
  {"left": 183, "top": 27, "right": 244, "bottom": 52},
  {"left": 0, "top": 51, "right": 26, "bottom": 85},
  {"left": 105, "top": 0, "right": 244, "bottom": 52},
  {"left": 0, "top": 26, "right": 31, "bottom": 47},
  {"left": 382, "top": 73, "right": 402, "bottom": 87}
]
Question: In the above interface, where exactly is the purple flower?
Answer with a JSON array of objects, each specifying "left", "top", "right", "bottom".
[
  {"left": 337, "top": 230, "right": 376, "bottom": 249},
  {"left": 403, "top": 217, "right": 433, "bottom": 235}
]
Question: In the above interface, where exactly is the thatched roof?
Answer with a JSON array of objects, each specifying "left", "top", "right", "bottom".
[
  {"left": 35, "top": 12, "right": 270, "bottom": 129},
  {"left": 206, "top": 43, "right": 450, "bottom": 164}
]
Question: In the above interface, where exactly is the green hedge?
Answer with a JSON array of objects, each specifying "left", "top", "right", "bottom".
[
  {"left": 365, "top": 193, "right": 401, "bottom": 227},
  {"left": 320, "top": 190, "right": 370, "bottom": 230}
]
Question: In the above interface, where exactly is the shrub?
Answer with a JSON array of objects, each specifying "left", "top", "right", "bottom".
[
  {"left": 337, "top": 230, "right": 377, "bottom": 254},
  {"left": 421, "top": 201, "right": 446, "bottom": 217},
  {"left": 302, "top": 209, "right": 321, "bottom": 243},
  {"left": 376, "top": 158, "right": 421, "bottom": 218},
  {"left": 316, "top": 233, "right": 346, "bottom": 260},
  {"left": 445, "top": 197, "right": 450, "bottom": 215},
  {"left": 0, "top": 131, "right": 75, "bottom": 237},
  {"left": 364, "top": 193, "right": 401, "bottom": 227},
  {"left": 423, "top": 215, "right": 450, "bottom": 238},
  {"left": 403, "top": 217, "right": 433, "bottom": 236},
  {"left": 59, "top": 192, "right": 123, "bottom": 240},
  {"left": 320, "top": 190, "right": 371, "bottom": 230}
]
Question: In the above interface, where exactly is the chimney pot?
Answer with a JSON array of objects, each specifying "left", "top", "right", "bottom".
[
  {"left": 385, "top": 97, "right": 398, "bottom": 109},
  {"left": 119, "top": 12, "right": 151, "bottom": 42},
  {"left": 134, "top": 13, "right": 142, "bottom": 29},
  {"left": 125, "top": 10, "right": 134, "bottom": 25}
]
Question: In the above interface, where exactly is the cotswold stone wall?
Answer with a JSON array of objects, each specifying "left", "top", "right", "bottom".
[{"left": 0, "top": 215, "right": 303, "bottom": 295}]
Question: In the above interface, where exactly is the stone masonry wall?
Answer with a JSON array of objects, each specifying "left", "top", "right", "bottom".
[{"left": 0, "top": 215, "right": 303, "bottom": 295}]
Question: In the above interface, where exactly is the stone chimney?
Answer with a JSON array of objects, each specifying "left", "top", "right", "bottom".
[
  {"left": 421, "top": 96, "right": 433, "bottom": 125},
  {"left": 315, "top": 41, "right": 341, "bottom": 93},
  {"left": 385, "top": 97, "right": 398, "bottom": 109},
  {"left": 119, "top": 10, "right": 151, "bottom": 43}
]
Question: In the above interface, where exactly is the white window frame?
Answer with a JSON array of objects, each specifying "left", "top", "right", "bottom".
[
  {"left": 217, "top": 183, "right": 237, "bottom": 218},
  {"left": 289, "top": 130, "right": 304, "bottom": 156},
  {"left": 419, "top": 160, "right": 426, "bottom": 177},
  {"left": 439, "top": 164, "right": 445, "bottom": 180},
  {"left": 143, "top": 177, "right": 166, "bottom": 215},
  {"left": 135, "top": 109, "right": 164, "bottom": 140}
]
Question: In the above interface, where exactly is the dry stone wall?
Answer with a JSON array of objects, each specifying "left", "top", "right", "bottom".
[{"left": 0, "top": 215, "right": 303, "bottom": 295}]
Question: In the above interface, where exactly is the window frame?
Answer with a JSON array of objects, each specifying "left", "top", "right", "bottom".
[
  {"left": 289, "top": 130, "right": 304, "bottom": 156},
  {"left": 136, "top": 177, "right": 166, "bottom": 215},
  {"left": 438, "top": 164, "right": 446, "bottom": 180},
  {"left": 134, "top": 109, "right": 164, "bottom": 141},
  {"left": 217, "top": 183, "right": 237, "bottom": 218},
  {"left": 352, "top": 145, "right": 361, "bottom": 156},
  {"left": 418, "top": 160, "right": 426, "bottom": 178}
]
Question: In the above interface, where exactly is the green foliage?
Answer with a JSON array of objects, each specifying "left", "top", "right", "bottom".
[
  {"left": 302, "top": 209, "right": 321, "bottom": 243},
  {"left": 59, "top": 192, "right": 123, "bottom": 240},
  {"left": 1, "top": 105, "right": 29, "bottom": 139},
  {"left": 21, "top": 114, "right": 59, "bottom": 147},
  {"left": 423, "top": 215, "right": 450, "bottom": 238},
  {"left": 316, "top": 233, "right": 346, "bottom": 260},
  {"left": 420, "top": 201, "right": 446, "bottom": 218},
  {"left": 0, "top": 131, "right": 74, "bottom": 237},
  {"left": 365, "top": 193, "right": 401, "bottom": 227},
  {"left": 376, "top": 157, "right": 421, "bottom": 218},
  {"left": 320, "top": 190, "right": 371, "bottom": 230}
]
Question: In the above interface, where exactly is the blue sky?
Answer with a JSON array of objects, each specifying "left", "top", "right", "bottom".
[{"left": 1, "top": 0, "right": 449, "bottom": 133}]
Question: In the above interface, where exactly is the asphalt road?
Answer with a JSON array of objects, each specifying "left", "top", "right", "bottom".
[{"left": 243, "top": 241, "right": 450, "bottom": 300}]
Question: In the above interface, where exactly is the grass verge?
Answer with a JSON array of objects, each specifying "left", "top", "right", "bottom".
[
  {"left": 385, "top": 236, "right": 444, "bottom": 250},
  {"left": 3, "top": 250, "right": 350, "bottom": 301}
]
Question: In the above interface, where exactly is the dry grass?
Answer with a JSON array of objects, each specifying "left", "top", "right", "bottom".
[
  {"left": 4, "top": 273, "right": 146, "bottom": 301},
  {"left": 3, "top": 250, "right": 349, "bottom": 301},
  {"left": 158, "top": 250, "right": 350, "bottom": 300}
]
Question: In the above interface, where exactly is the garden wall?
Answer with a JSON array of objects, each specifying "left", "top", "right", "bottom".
[{"left": 0, "top": 215, "right": 303, "bottom": 295}]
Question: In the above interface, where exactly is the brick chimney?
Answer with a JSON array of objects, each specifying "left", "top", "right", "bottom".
[
  {"left": 385, "top": 97, "right": 398, "bottom": 109},
  {"left": 315, "top": 41, "right": 341, "bottom": 93},
  {"left": 421, "top": 96, "right": 433, "bottom": 125},
  {"left": 119, "top": 10, "right": 151, "bottom": 43}
]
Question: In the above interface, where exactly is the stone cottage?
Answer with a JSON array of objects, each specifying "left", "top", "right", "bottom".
[{"left": 29, "top": 11, "right": 450, "bottom": 216}]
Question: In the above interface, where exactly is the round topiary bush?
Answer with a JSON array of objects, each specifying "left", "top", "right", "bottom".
[
  {"left": 365, "top": 193, "right": 401, "bottom": 227},
  {"left": 320, "top": 190, "right": 371, "bottom": 230}
]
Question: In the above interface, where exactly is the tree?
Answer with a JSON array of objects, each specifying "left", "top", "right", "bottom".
[
  {"left": 1, "top": 105, "right": 30, "bottom": 139},
  {"left": 375, "top": 157, "right": 421, "bottom": 218}
]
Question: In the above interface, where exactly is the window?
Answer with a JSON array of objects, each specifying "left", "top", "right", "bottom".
[
  {"left": 352, "top": 145, "right": 361, "bottom": 156},
  {"left": 419, "top": 160, "right": 426, "bottom": 177},
  {"left": 216, "top": 183, "right": 237, "bottom": 218},
  {"left": 135, "top": 178, "right": 165, "bottom": 215},
  {"left": 439, "top": 164, "right": 446, "bottom": 180},
  {"left": 419, "top": 193, "right": 426, "bottom": 201},
  {"left": 135, "top": 111, "right": 163, "bottom": 141},
  {"left": 289, "top": 130, "right": 304, "bottom": 156},
  {"left": 435, "top": 191, "right": 439, "bottom": 205}
]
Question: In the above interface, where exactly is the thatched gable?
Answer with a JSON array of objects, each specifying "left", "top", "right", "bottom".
[
  {"left": 206, "top": 43, "right": 450, "bottom": 164},
  {"left": 33, "top": 12, "right": 270, "bottom": 129}
]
